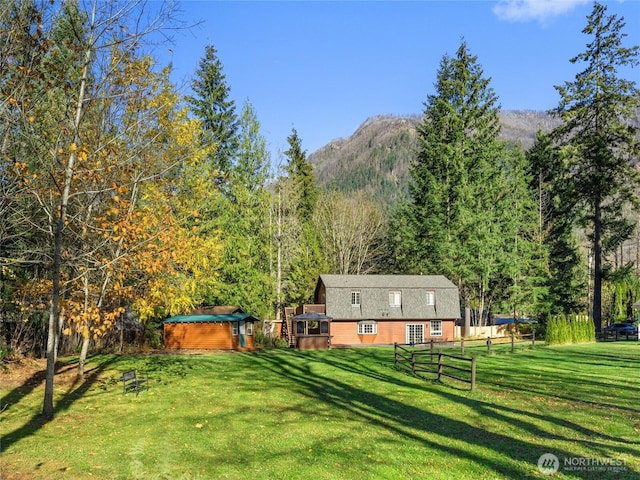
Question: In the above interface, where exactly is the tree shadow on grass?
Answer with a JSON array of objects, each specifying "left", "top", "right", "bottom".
[
  {"left": 314, "top": 348, "right": 640, "bottom": 443},
  {"left": 1, "top": 355, "right": 122, "bottom": 453},
  {"left": 249, "top": 351, "right": 582, "bottom": 479},
  {"left": 474, "top": 349, "right": 640, "bottom": 417},
  {"left": 251, "top": 348, "right": 640, "bottom": 478}
]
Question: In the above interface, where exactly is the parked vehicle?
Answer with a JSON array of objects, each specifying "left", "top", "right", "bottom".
[{"left": 603, "top": 323, "right": 638, "bottom": 335}]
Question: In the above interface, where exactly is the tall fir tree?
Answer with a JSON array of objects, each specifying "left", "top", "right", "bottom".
[
  {"left": 216, "top": 100, "right": 275, "bottom": 319},
  {"left": 549, "top": 2, "right": 640, "bottom": 331},
  {"left": 408, "top": 40, "right": 541, "bottom": 333},
  {"left": 187, "top": 44, "right": 238, "bottom": 185},
  {"left": 491, "top": 144, "right": 548, "bottom": 321},
  {"left": 527, "top": 132, "right": 585, "bottom": 317},
  {"left": 284, "top": 128, "right": 318, "bottom": 223},
  {"left": 280, "top": 128, "right": 324, "bottom": 306}
]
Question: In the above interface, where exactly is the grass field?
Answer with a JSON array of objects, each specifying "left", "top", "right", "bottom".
[{"left": 1, "top": 341, "right": 639, "bottom": 479}]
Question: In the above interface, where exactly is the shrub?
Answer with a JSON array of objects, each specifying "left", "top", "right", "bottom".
[
  {"left": 545, "top": 313, "right": 595, "bottom": 345},
  {"left": 253, "top": 328, "right": 290, "bottom": 349}
]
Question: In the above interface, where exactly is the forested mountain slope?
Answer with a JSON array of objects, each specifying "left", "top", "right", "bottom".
[{"left": 309, "top": 110, "right": 559, "bottom": 203}]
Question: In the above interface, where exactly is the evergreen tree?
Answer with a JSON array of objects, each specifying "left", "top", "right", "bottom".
[
  {"left": 285, "top": 224, "right": 327, "bottom": 306},
  {"left": 279, "top": 129, "right": 323, "bottom": 307},
  {"left": 491, "top": 145, "right": 547, "bottom": 321},
  {"left": 549, "top": 2, "right": 640, "bottom": 332},
  {"left": 232, "top": 100, "right": 270, "bottom": 192},
  {"left": 284, "top": 128, "right": 318, "bottom": 223},
  {"left": 409, "top": 40, "right": 505, "bottom": 335},
  {"left": 216, "top": 100, "right": 275, "bottom": 319},
  {"left": 380, "top": 200, "right": 421, "bottom": 275},
  {"left": 187, "top": 44, "right": 238, "bottom": 185},
  {"left": 527, "top": 133, "right": 585, "bottom": 316}
]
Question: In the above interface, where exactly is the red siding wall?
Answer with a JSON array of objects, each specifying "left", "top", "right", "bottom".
[
  {"left": 330, "top": 319, "right": 455, "bottom": 347},
  {"left": 164, "top": 323, "right": 255, "bottom": 350}
]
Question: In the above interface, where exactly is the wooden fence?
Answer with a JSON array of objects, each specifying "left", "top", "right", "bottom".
[
  {"left": 437, "top": 351, "right": 476, "bottom": 390},
  {"left": 429, "top": 333, "right": 536, "bottom": 355},
  {"left": 480, "top": 333, "right": 536, "bottom": 354},
  {"left": 597, "top": 330, "right": 639, "bottom": 342},
  {"left": 394, "top": 343, "right": 477, "bottom": 390}
]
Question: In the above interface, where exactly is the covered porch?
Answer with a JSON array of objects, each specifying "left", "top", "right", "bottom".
[{"left": 283, "top": 304, "right": 331, "bottom": 349}]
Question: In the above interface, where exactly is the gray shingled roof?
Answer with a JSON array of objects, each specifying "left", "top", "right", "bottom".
[
  {"left": 319, "top": 274, "right": 456, "bottom": 289},
  {"left": 317, "top": 274, "right": 460, "bottom": 321}
]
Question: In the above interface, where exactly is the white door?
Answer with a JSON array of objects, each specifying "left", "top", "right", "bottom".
[{"left": 405, "top": 324, "right": 424, "bottom": 345}]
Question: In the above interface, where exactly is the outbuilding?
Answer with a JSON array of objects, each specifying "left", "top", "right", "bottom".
[{"left": 163, "top": 312, "right": 258, "bottom": 350}]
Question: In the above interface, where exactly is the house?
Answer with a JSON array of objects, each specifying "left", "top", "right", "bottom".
[
  {"left": 163, "top": 308, "right": 258, "bottom": 350},
  {"left": 285, "top": 274, "right": 460, "bottom": 348}
]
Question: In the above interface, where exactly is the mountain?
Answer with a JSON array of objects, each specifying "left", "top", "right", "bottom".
[{"left": 309, "top": 110, "right": 559, "bottom": 204}]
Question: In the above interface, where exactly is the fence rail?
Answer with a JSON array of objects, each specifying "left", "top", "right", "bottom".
[
  {"left": 597, "top": 330, "right": 639, "bottom": 342},
  {"left": 437, "top": 351, "right": 476, "bottom": 390},
  {"left": 407, "top": 333, "right": 537, "bottom": 356},
  {"left": 394, "top": 343, "right": 476, "bottom": 390}
]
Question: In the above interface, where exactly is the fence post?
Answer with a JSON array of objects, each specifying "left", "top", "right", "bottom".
[
  {"left": 411, "top": 351, "right": 416, "bottom": 374},
  {"left": 461, "top": 338, "right": 465, "bottom": 356},
  {"left": 430, "top": 339, "right": 434, "bottom": 362},
  {"left": 394, "top": 343, "right": 398, "bottom": 365},
  {"left": 532, "top": 332, "right": 535, "bottom": 347},
  {"left": 471, "top": 356, "right": 476, "bottom": 390},
  {"left": 486, "top": 336, "right": 492, "bottom": 354},
  {"left": 511, "top": 334, "right": 515, "bottom": 353},
  {"left": 437, "top": 350, "right": 443, "bottom": 382}
]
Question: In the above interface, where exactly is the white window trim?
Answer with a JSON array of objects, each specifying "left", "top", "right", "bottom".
[
  {"left": 358, "top": 321, "right": 377, "bottom": 335},
  {"left": 351, "top": 290, "right": 361, "bottom": 307},
  {"left": 247, "top": 322, "right": 253, "bottom": 336},
  {"left": 430, "top": 320, "right": 443, "bottom": 337},
  {"left": 232, "top": 322, "right": 239, "bottom": 336},
  {"left": 389, "top": 290, "right": 401, "bottom": 307},
  {"left": 406, "top": 323, "right": 424, "bottom": 344},
  {"left": 426, "top": 290, "right": 435, "bottom": 306}
]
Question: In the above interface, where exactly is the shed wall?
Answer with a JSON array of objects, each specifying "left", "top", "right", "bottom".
[{"left": 164, "top": 323, "right": 255, "bottom": 350}]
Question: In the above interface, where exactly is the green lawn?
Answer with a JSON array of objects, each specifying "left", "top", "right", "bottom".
[{"left": 1, "top": 342, "right": 639, "bottom": 480}]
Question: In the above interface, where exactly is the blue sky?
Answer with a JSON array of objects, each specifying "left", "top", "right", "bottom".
[{"left": 161, "top": 0, "right": 640, "bottom": 159}]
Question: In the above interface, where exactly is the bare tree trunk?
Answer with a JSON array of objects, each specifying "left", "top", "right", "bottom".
[
  {"left": 77, "top": 178, "right": 140, "bottom": 376},
  {"left": 78, "top": 336, "right": 90, "bottom": 377},
  {"left": 461, "top": 283, "right": 471, "bottom": 338},
  {"left": 42, "top": 3, "right": 95, "bottom": 420},
  {"left": 593, "top": 202, "right": 603, "bottom": 332},
  {"left": 119, "top": 315, "right": 124, "bottom": 352},
  {"left": 636, "top": 214, "right": 639, "bottom": 277},
  {"left": 275, "top": 187, "right": 282, "bottom": 323}
]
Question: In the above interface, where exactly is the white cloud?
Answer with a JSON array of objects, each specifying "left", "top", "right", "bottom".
[{"left": 493, "top": 0, "right": 591, "bottom": 22}]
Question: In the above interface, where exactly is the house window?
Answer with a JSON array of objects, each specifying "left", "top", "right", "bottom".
[
  {"left": 426, "top": 290, "right": 435, "bottom": 306},
  {"left": 389, "top": 290, "right": 401, "bottom": 307},
  {"left": 232, "top": 322, "right": 239, "bottom": 336},
  {"left": 406, "top": 324, "right": 424, "bottom": 344},
  {"left": 430, "top": 320, "right": 443, "bottom": 337},
  {"left": 247, "top": 322, "right": 253, "bottom": 336},
  {"left": 351, "top": 291, "right": 361, "bottom": 307},
  {"left": 358, "top": 321, "right": 377, "bottom": 335},
  {"left": 320, "top": 321, "right": 329, "bottom": 334}
]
